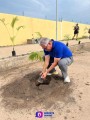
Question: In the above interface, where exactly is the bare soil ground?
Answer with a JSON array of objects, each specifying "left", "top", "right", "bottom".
[{"left": 0, "top": 50, "right": 90, "bottom": 120}]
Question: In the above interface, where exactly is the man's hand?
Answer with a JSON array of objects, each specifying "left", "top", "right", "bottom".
[
  {"left": 41, "top": 71, "right": 47, "bottom": 79},
  {"left": 40, "top": 55, "right": 50, "bottom": 76},
  {"left": 40, "top": 70, "right": 46, "bottom": 76},
  {"left": 40, "top": 71, "right": 43, "bottom": 76}
]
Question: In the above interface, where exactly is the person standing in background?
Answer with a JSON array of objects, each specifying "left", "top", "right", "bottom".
[{"left": 72, "top": 24, "right": 79, "bottom": 40}]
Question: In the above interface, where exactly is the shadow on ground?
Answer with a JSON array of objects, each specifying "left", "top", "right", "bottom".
[{"left": 0, "top": 70, "right": 75, "bottom": 111}]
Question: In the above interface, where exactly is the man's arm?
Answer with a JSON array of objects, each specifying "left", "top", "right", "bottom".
[
  {"left": 42, "top": 55, "right": 50, "bottom": 73},
  {"left": 47, "top": 58, "right": 60, "bottom": 73},
  {"left": 41, "top": 57, "right": 60, "bottom": 79}
]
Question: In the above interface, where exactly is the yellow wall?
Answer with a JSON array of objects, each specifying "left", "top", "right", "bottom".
[{"left": 0, "top": 13, "right": 90, "bottom": 46}]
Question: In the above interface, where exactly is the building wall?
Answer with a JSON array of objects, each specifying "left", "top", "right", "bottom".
[{"left": 0, "top": 13, "right": 90, "bottom": 46}]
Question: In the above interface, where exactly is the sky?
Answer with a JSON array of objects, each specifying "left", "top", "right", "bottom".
[{"left": 0, "top": 0, "right": 90, "bottom": 24}]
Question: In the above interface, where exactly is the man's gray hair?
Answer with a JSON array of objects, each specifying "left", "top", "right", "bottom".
[{"left": 39, "top": 37, "right": 51, "bottom": 46}]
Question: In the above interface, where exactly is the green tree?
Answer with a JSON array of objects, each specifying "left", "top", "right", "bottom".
[{"left": 0, "top": 17, "right": 24, "bottom": 53}]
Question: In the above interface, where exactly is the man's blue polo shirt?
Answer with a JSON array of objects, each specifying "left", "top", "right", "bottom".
[{"left": 44, "top": 41, "right": 72, "bottom": 58}]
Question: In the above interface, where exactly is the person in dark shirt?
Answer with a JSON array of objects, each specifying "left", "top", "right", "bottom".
[
  {"left": 72, "top": 24, "right": 79, "bottom": 40},
  {"left": 39, "top": 37, "right": 73, "bottom": 83}
]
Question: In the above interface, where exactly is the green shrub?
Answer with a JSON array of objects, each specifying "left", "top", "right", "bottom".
[
  {"left": 64, "top": 34, "right": 71, "bottom": 41},
  {"left": 29, "top": 51, "right": 43, "bottom": 61}
]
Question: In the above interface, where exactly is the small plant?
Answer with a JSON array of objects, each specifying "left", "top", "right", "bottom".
[
  {"left": 77, "top": 39, "right": 81, "bottom": 44},
  {"left": 34, "top": 32, "right": 42, "bottom": 43},
  {"left": 0, "top": 17, "right": 24, "bottom": 56},
  {"left": 64, "top": 34, "right": 71, "bottom": 46},
  {"left": 64, "top": 34, "right": 71, "bottom": 40},
  {"left": 75, "top": 38, "right": 81, "bottom": 44},
  {"left": 35, "top": 32, "right": 42, "bottom": 38},
  {"left": 29, "top": 51, "right": 43, "bottom": 61},
  {"left": 81, "top": 35, "right": 88, "bottom": 39},
  {"left": 84, "top": 27, "right": 88, "bottom": 35}
]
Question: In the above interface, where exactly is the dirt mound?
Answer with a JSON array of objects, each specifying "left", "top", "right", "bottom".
[{"left": 0, "top": 70, "right": 74, "bottom": 110}]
